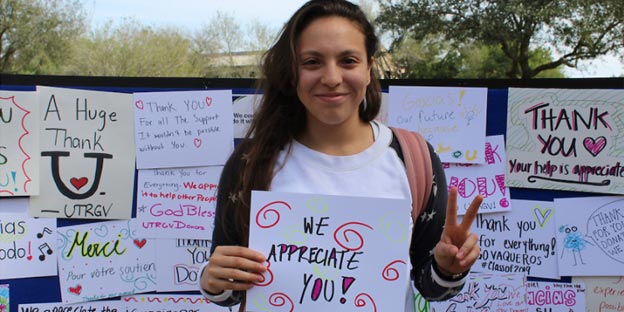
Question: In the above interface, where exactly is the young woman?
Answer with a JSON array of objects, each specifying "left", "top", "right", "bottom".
[{"left": 199, "top": 0, "right": 483, "bottom": 310}]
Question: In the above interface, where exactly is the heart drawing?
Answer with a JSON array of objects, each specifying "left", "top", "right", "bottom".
[
  {"left": 533, "top": 206, "right": 553, "bottom": 228},
  {"left": 70, "top": 177, "right": 89, "bottom": 190},
  {"left": 194, "top": 138, "right": 202, "bottom": 148},
  {"left": 583, "top": 136, "right": 607, "bottom": 157},
  {"left": 205, "top": 96, "right": 213, "bottom": 106},
  {"left": 69, "top": 285, "right": 82, "bottom": 295},
  {"left": 135, "top": 100, "right": 144, "bottom": 110},
  {"left": 134, "top": 239, "right": 147, "bottom": 249}
]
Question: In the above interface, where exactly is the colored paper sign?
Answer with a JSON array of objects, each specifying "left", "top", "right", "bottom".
[
  {"left": 30, "top": 86, "right": 135, "bottom": 219},
  {"left": 471, "top": 199, "right": 558, "bottom": 279},
  {"left": 57, "top": 219, "right": 156, "bottom": 303},
  {"left": 444, "top": 135, "right": 511, "bottom": 215},
  {"left": 135, "top": 166, "right": 221, "bottom": 239},
  {"left": 0, "top": 91, "right": 39, "bottom": 196},
  {"left": 554, "top": 196, "right": 624, "bottom": 276},
  {"left": 122, "top": 294, "right": 237, "bottom": 311},
  {"left": 429, "top": 273, "right": 527, "bottom": 311},
  {"left": 526, "top": 280, "right": 586, "bottom": 312},
  {"left": 574, "top": 276, "right": 624, "bottom": 312},
  {"left": 0, "top": 284, "right": 7, "bottom": 312},
  {"left": 0, "top": 198, "right": 57, "bottom": 279},
  {"left": 133, "top": 90, "right": 234, "bottom": 169},
  {"left": 506, "top": 88, "right": 624, "bottom": 194},
  {"left": 154, "top": 239, "right": 212, "bottom": 292},
  {"left": 387, "top": 86, "right": 488, "bottom": 163},
  {"left": 248, "top": 191, "right": 411, "bottom": 312}
]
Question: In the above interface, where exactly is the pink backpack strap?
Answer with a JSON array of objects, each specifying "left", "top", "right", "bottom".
[{"left": 390, "top": 127, "right": 433, "bottom": 222}]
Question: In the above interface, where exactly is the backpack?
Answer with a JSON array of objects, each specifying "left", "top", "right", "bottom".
[{"left": 390, "top": 127, "right": 434, "bottom": 223}]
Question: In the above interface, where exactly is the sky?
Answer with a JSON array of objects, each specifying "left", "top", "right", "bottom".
[{"left": 80, "top": 0, "right": 623, "bottom": 78}]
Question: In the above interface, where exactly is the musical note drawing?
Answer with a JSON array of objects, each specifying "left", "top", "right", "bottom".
[
  {"left": 38, "top": 243, "right": 53, "bottom": 261},
  {"left": 37, "top": 227, "right": 53, "bottom": 238}
]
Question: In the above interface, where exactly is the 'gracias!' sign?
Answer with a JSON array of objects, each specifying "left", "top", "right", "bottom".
[{"left": 248, "top": 191, "right": 411, "bottom": 311}]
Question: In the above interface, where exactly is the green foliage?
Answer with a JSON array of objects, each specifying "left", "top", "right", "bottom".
[
  {"left": 62, "top": 19, "right": 199, "bottom": 77},
  {"left": 377, "top": 0, "right": 624, "bottom": 78},
  {"left": 390, "top": 36, "right": 564, "bottom": 79},
  {"left": 0, "top": 0, "right": 85, "bottom": 74}
]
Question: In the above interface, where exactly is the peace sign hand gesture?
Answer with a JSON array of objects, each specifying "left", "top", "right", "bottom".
[{"left": 434, "top": 187, "right": 483, "bottom": 276}]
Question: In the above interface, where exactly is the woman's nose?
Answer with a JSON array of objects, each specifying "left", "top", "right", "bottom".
[{"left": 320, "top": 63, "right": 342, "bottom": 87}]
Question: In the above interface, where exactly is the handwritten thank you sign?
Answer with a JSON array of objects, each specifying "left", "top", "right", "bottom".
[
  {"left": 133, "top": 90, "right": 234, "bottom": 169},
  {"left": 57, "top": 219, "right": 156, "bottom": 303},
  {"left": 31, "top": 86, "right": 135, "bottom": 219},
  {"left": 506, "top": 88, "right": 624, "bottom": 194}
]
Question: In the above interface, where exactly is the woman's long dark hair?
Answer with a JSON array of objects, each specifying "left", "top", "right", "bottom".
[
  {"left": 218, "top": 1, "right": 382, "bottom": 310},
  {"left": 223, "top": 0, "right": 381, "bottom": 252}
]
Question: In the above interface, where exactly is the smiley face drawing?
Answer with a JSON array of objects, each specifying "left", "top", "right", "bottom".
[{"left": 41, "top": 151, "right": 112, "bottom": 199}]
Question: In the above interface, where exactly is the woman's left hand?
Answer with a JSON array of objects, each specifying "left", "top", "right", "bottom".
[{"left": 433, "top": 186, "right": 483, "bottom": 276}]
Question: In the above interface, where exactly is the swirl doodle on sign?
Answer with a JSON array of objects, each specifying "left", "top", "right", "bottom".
[
  {"left": 382, "top": 260, "right": 407, "bottom": 281},
  {"left": 254, "top": 261, "right": 274, "bottom": 287},
  {"left": 306, "top": 196, "right": 329, "bottom": 213},
  {"left": 269, "top": 292, "right": 294, "bottom": 312},
  {"left": 354, "top": 293, "right": 377, "bottom": 311},
  {"left": 58, "top": 229, "right": 77, "bottom": 260},
  {"left": 255, "top": 200, "right": 292, "bottom": 229},
  {"left": 379, "top": 214, "right": 409, "bottom": 243},
  {"left": 119, "top": 220, "right": 136, "bottom": 239},
  {"left": 283, "top": 223, "right": 308, "bottom": 245},
  {"left": 333, "top": 222, "right": 373, "bottom": 251}
]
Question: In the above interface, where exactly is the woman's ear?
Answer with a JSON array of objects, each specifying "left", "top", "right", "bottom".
[{"left": 367, "top": 57, "right": 375, "bottom": 85}]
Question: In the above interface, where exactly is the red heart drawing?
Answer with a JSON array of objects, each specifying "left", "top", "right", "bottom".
[
  {"left": 134, "top": 239, "right": 147, "bottom": 248},
  {"left": 27, "top": 255, "right": 32, "bottom": 260},
  {"left": 70, "top": 177, "right": 89, "bottom": 190},
  {"left": 205, "top": 96, "right": 212, "bottom": 107},
  {"left": 69, "top": 285, "right": 82, "bottom": 295},
  {"left": 135, "top": 100, "right": 144, "bottom": 110},
  {"left": 583, "top": 136, "right": 607, "bottom": 157},
  {"left": 194, "top": 138, "right": 202, "bottom": 148}
]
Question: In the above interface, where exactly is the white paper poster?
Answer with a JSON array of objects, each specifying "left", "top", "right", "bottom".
[
  {"left": 154, "top": 239, "right": 212, "bottom": 292},
  {"left": 133, "top": 90, "right": 234, "bottom": 169},
  {"left": 472, "top": 199, "right": 559, "bottom": 279},
  {"left": 430, "top": 273, "right": 527, "bottom": 311},
  {"left": 0, "top": 91, "right": 39, "bottom": 196},
  {"left": 574, "top": 276, "right": 624, "bottom": 312},
  {"left": 555, "top": 196, "right": 624, "bottom": 276},
  {"left": 0, "top": 198, "right": 57, "bottom": 279},
  {"left": 388, "top": 86, "right": 488, "bottom": 163},
  {"left": 57, "top": 219, "right": 156, "bottom": 303},
  {"left": 526, "top": 280, "right": 586, "bottom": 312},
  {"left": 30, "top": 86, "right": 135, "bottom": 219},
  {"left": 19, "top": 301, "right": 122, "bottom": 312},
  {"left": 506, "top": 88, "right": 624, "bottom": 194},
  {"left": 248, "top": 191, "right": 411, "bottom": 312},
  {"left": 136, "top": 166, "right": 221, "bottom": 239},
  {"left": 122, "top": 294, "right": 237, "bottom": 311},
  {"left": 232, "top": 93, "right": 261, "bottom": 139},
  {"left": 444, "top": 135, "right": 511, "bottom": 215}
]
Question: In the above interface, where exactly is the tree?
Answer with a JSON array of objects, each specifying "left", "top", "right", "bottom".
[
  {"left": 0, "top": 0, "right": 85, "bottom": 74},
  {"left": 389, "top": 34, "right": 564, "bottom": 79},
  {"left": 191, "top": 11, "right": 246, "bottom": 78},
  {"left": 377, "top": 0, "right": 624, "bottom": 78},
  {"left": 191, "top": 12, "right": 277, "bottom": 78},
  {"left": 62, "top": 19, "right": 198, "bottom": 77}
]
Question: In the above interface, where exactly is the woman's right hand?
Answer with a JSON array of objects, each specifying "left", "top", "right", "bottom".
[{"left": 201, "top": 245, "right": 267, "bottom": 294}]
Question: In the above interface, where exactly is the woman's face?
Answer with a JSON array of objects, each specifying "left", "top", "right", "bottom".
[{"left": 296, "top": 16, "right": 372, "bottom": 128}]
